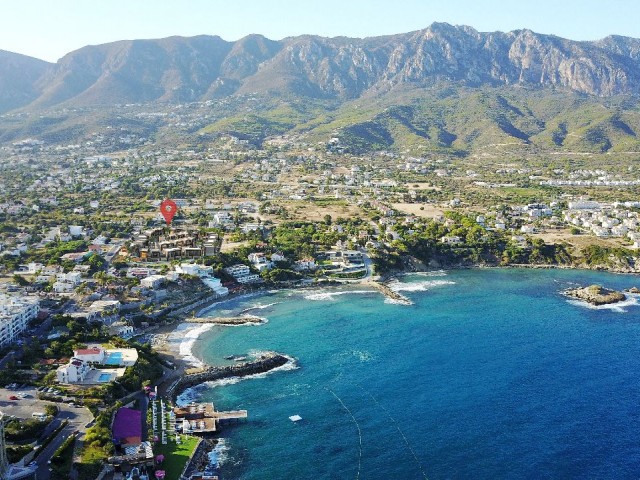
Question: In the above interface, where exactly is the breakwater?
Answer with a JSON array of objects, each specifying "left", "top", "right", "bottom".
[
  {"left": 184, "top": 315, "right": 265, "bottom": 325},
  {"left": 168, "top": 351, "right": 292, "bottom": 401},
  {"left": 367, "top": 281, "right": 413, "bottom": 305}
]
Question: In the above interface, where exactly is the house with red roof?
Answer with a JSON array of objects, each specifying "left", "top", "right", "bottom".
[{"left": 73, "top": 346, "right": 106, "bottom": 363}]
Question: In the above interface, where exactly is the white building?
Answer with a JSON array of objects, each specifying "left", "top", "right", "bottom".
[
  {"left": 140, "top": 275, "right": 165, "bottom": 289},
  {"left": 568, "top": 200, "right": 601, "bottom": 210},
  {"left": 56, "top": 358, "right": 91, "bottom": 383},
  {"left": 127, "top": 267, "right": 158, "bottom": 279},
  {"left": 248, "top": 253, "right": 272, "bottom": 271},
  {"left": 271, "top": 252, "right": 286, "bottom": 263},
  {"left": 69, "top": 225, "right": 85, "bottom": 237},
  {"left": 0, "top": 295, "right": 39, "bottom": 348},
  {"left": 73, "top": 347, "right": 106, "bottom": 363},
  {"left": 224, "top": 264, "right": 261, "bottom": 284},
  {"left": 294, "top": 258, "right": 316, "bottom": 271},
  {"left": 53, "top": 271, "right": 84, "bottom": 292},
  {"left": 441, "top": 236, "right": 462, "bottom": 245},
  {"left": 177, "top": 263, "right": 228, "bottom": 296},
  {"left": 176, "top": 263, "right": 213, "bottom": 277}
]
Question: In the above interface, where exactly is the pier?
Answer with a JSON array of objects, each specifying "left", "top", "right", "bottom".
[{"left": 174, "top": 402, "right": 248, "bottom": 434}]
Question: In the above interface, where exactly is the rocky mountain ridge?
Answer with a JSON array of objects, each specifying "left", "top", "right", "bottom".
[{"left": 3, "top": 23, "right": 640, "bottom": 114}]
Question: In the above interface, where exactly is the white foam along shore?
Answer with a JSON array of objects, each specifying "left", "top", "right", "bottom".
[
  {"left": 175, "top": 273, "right": 457, "bottom": 368},
  {"left": 172, "top": 291, "right": 278, "bottom": 366},
  {"left": 303, "top": 289, "right": 374, "bottom": 301},
  {"left": 176, "top": 352, "right": 299, "bottom": 406},
  {"left": 387, "top": 278, "right": 456, "bottom": 293},
  {"left": 173, "top": 322, "right": 215, "bottom": 368}
]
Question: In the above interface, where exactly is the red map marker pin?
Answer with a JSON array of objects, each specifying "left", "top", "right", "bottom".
[{"left": 160, "top": 199, "right": 177, "bottom": 225}]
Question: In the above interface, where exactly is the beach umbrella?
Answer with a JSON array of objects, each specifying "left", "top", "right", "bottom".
[{"left": 155, "top": 470, "right": 165, "bottom": 479}]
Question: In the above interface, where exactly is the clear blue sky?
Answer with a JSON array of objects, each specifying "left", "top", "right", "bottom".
[{"left": 2, "top": 0, "right": 638, "bottom": 62}]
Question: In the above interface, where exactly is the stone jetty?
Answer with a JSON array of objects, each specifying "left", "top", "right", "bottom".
[
  {"left": 169, "top": 351, "right": 292, "bottom": 401},
  {"left": 184, "top": 315, "right": 265, "bottom": 325},
  {"left": 368, "top": 281, "right": 413, "bottom": 305}
]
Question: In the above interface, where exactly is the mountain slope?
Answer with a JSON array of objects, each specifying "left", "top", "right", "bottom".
[
  {"left": 5, "top": 23, "right": 640, "bottom": 113},
  {"left": 0, "top": 50, "right": 52, "bottom": 113}
]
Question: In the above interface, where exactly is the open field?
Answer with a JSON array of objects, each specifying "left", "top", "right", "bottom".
[
  {"left": 533, "top": 230, "right": 631, "bottom": 249},
  {"left": 391, "top": 203, "right": 446, "bottom": 218}
]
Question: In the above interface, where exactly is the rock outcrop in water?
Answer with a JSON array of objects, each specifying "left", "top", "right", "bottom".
[{"left": 565, "top": 285, "right": 626, "bottom": 305}]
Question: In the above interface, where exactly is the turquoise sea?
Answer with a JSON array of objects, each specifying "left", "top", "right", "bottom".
[{"left": 183, "top": 269, "right": 640, "bottom": 479}]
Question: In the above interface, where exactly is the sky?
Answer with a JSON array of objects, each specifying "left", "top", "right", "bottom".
[{"left": 2, "top": 0, "right": 639, "bottom": 62}]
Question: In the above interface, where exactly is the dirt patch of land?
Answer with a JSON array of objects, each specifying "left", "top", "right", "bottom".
[
  {"left": 221, "top": 240, "right": 250, "bottom": 253},
  {"left": 403, "top": 183, "right": 442, "bottom": 191},
  {"left": 391, "top": 203, "right": 445, "bottom": 218},
  {"left": 286, "top": 201, "right": 363, "bottom": 222},
  {"left": 533, "top": 230, "right": 629, "bottom": 249}
]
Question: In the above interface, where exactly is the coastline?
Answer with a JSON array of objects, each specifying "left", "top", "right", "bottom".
[
  {"left": 148, "top": 265, "right": 640, "bottom": 475},
  {"left": 152, "top": 262, "right": 640, "bottom": 374}
]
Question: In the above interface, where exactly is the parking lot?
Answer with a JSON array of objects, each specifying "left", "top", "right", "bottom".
[
  {"left": 0, "top": 385, "right": 53, "bottom": 419},
  {"left": 0, "top": 385, "right": 94, "bottom": 480}
]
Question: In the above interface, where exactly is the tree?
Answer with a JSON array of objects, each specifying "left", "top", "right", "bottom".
[{"left": 12, "top": 274, "right": 30, "bottom": 286}]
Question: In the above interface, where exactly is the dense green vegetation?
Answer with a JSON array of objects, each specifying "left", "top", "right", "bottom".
[
  {"left": 5, "top": 418, "right": 49, "bottom": 442},
  {"left": 50, "top": 434, "right": 77, "bottom": 478},
  {"left": 76, "top": 403, "right": 119, "bottom": 480}
]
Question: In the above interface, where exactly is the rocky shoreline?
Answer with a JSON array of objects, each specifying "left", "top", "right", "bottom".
[
  {"left": 564, "top": 285, "right": 627, "bottom": 306},
  {"left": 168, "top": 351, "right": 293, "bottom": 401}
]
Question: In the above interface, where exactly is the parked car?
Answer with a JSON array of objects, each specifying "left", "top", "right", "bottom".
[{"left": 8, "top": 396, "right": 18, "bottom": 400}]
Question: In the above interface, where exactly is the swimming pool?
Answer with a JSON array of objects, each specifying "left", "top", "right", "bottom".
[
  {"left": 98, "top": 373, "right": 112, "bottom": 382},
  {"left": 105, "top": 352, "right": 123, "bottom": 365}
]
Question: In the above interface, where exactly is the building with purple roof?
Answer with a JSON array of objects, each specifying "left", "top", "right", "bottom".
[{"left": 112, "top": 407, "right": 142, "bottom": 446}]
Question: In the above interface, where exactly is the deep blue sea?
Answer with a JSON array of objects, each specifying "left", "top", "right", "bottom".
[{"left": 183, "top": 269, "right": 640, "bottom": 479}]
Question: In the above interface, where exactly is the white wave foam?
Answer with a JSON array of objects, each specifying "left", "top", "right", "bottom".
[
  {"left": 384, "top": 296, "right": 414, "bottom": 305},
  {"left": 208, "top": 438, "right": 229, "bottom": 467},
  {"left": 240, "top": 302, "right": 280, "bottom": 314},
  {"left": 405, "top": 270, "right": 448, "bottom": 277},
  {"left": 176, "top": 383, "right": 207, "bottom": 405},
  {"left": 348, "top": 350, "right": 374, "bottom": 362},
  {"left": 197, "top": 292, "right": 264, "bottom": 316},
  {"left": 388, "top": 279, "right": 456, "bottom": 293},
  {"left": 178, "top": 323, "right": 214, "bottom": 368},
  {"left": 566, "top": 294, "right": 640, "bottom": 313},
  {"left": 303, "top": 290, "right": 372, "bottom": 301}
]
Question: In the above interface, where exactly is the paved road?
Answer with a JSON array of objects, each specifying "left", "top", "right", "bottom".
[
  {"left": 35, "top": 404, "right": 93, "bottom": 480},
  {"left": 139, "top": 391, "right": 149, "bottom": 442}
]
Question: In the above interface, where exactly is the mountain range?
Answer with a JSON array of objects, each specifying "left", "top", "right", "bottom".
[{"left": 2, "top": 23, "right": 640, "bottom": 153}]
